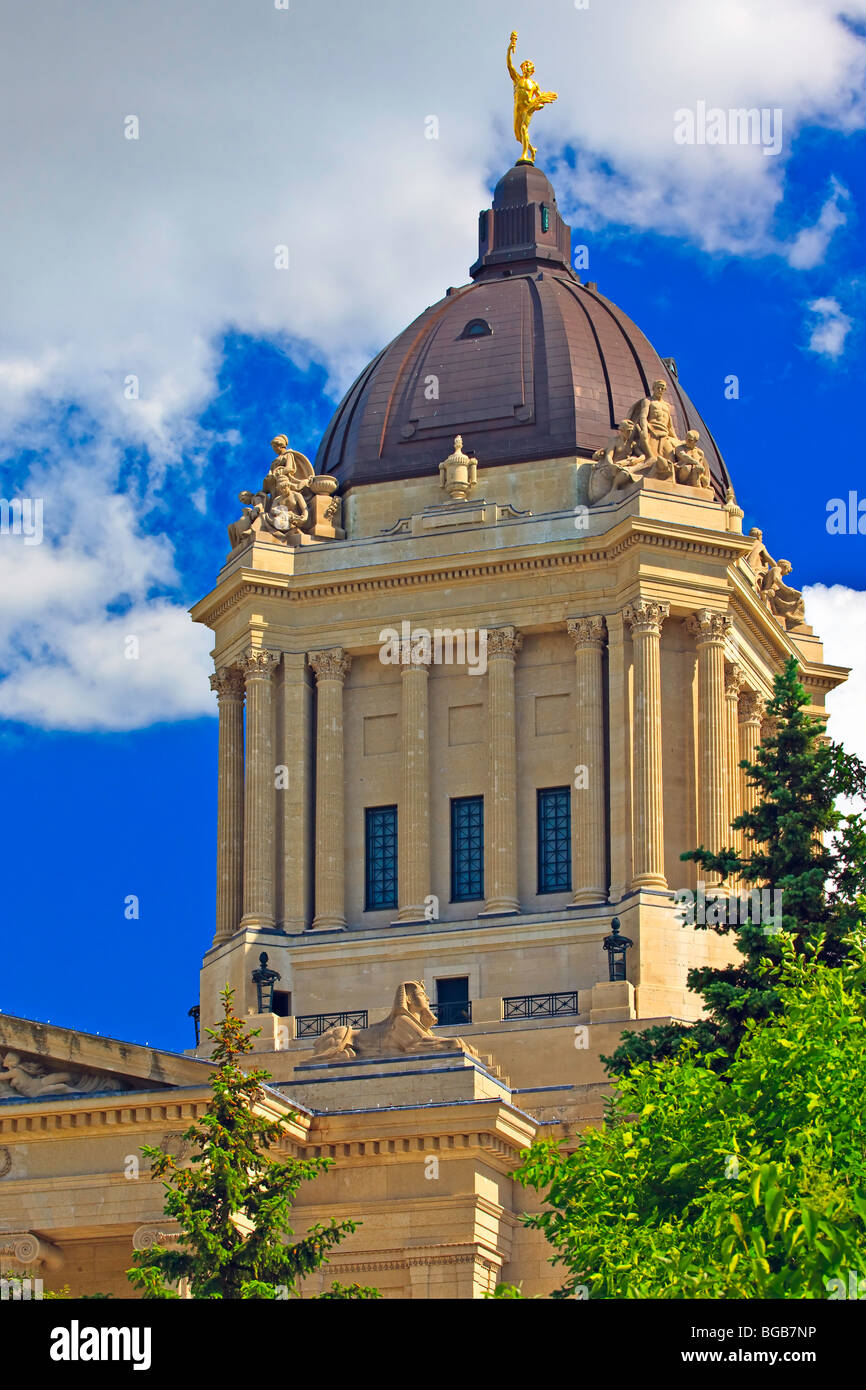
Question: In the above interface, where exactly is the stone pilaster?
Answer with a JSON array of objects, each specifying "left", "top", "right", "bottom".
[
  {"left": 566, "top": 616, "right": 607, "bottom": 905},
  {"left": 482, "top": 626, "right": 522, "bottom": 915},
  {"left": 725, "top": 663, "right": 745, "bottom": 879},
  {"left": 686, "top": 610, "right": 732, "bottom": 883},
  {"left": 396, "top": 654, "right": 431, "bottom": 922},
  {"left": 210, "top": 665, "right": 245, "bottom": 943},
  {"left": 278, "top": 652, "right": 313, "bottom": 931},
  {"left": 240, "top": 648, "right": 280, "bottom": 931},
  {"left": 309, "top": 647, "right": 352, "bottom": 930},
  {"left": 739, "top": 689, "right": 765, "bottom": 857},
  {"left": 606, "top": 611, "right": 631, "bottom": 902},
  {"left": 623, "top": 600, "right": 669, "bottom": 889}
]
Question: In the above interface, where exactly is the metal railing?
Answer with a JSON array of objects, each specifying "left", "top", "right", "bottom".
[
  {"left": 430, "top": 1000, "right": 473, "bottom": 1027},
  {"left": 502, "top": 992, "right": 579, "bottom": 1021},
  {"left": 295, "top": 1010, "right": 368, "bottom": 1039}
]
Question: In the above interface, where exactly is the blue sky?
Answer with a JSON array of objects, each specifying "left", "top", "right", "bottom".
[{"left": 1, "top": 0, "right": 865, "bottom": 1052}]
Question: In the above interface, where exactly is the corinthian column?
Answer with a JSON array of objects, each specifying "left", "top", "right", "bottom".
[
  {"left": 397, "top": 654, "right": 430, "bottom": 922},
  {"left": 210, "top": 665, "right": 245, "bottom": 942},
  {"left": 686, "top": 610, "right": 732, "bottom": 885},
  {"left": 567, "top": 616, "right": 607, "bottom": 904},
  {"left": 309, "top": 648, "right": 351, "bottom": 930},
  {"left": 725, "top": 663, "right": 745, "bottom": 879},
  {"left": 624, "top": 600, "right": 669, "bottom": 889},
  {"left": 483, "top": 626, "right": 522, "bottom": 915},
  {"left": 240, "top": 649, "right": 280, "bottom": 930}
]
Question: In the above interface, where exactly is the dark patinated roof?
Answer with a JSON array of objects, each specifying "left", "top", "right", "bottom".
[{"left": 316, "top": 165, "right": 730, "bottom": 499}]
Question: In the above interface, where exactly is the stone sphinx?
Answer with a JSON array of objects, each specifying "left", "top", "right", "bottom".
[
  {"left": 227, "top": 433, "right": 344, "bottom": 549},
  {"left": 312, "top": 981, "right": 479, "bottom": 1063}
]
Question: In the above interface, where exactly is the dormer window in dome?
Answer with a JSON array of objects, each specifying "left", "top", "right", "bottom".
[{"left": 460, "top": 318, "right": 493, "bottom": 339}]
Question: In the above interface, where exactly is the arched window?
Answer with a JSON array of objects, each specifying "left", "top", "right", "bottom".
[{"left": 460, "top": 318, "right": 493, "bottom": 339}]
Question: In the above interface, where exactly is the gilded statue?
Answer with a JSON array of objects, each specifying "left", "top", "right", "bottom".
[
  {"left": 312, "top": 981, "right": 479, "bottom": 1063},
  {"left": 507, "top": 31, "right": 557, "bottom": 164}
]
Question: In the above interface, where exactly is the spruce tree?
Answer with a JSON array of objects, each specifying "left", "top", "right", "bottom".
[
  {"left": 127, "top": 987, "right": 379, "bottom": 1299},
  {"left": 606, "top": 657, "right": 866, "bottom": 1074}
]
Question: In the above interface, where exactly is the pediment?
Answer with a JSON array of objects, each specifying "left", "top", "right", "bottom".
[{"left": 0, "top": 1014, "right": 213, "bottom": 1101}]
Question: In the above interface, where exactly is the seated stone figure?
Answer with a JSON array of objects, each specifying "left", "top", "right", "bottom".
[
  {"left": 312, "top": 981, "right": 479, "bottom": 1063},
  {"left": 674, "top": 430, "right": 712, "bottom": 490},
  {"left": 588, "top": 419, "right": 645, "bottom": 505},
  {"left": 760, "top": 558, "right": 806, "bottom": 628},
  {"left": 628, "top": 378, "right": 681, "bottom": 477}
]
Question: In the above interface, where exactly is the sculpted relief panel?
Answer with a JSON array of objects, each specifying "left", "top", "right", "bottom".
[{"left": 0, "top": 1050, "right": 124, "bottom": 1099}]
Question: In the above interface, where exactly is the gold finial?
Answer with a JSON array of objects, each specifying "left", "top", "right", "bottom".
[{"left": 507, "top": 29, "right": 557, "bottom": 165}]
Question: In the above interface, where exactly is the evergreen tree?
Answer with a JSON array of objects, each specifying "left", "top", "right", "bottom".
[
  {"left": 606, "top": 657, "right": 866, "bottom": 1074},
  {"left": 127, "top": 987, "right": 379, "bottom": 1299}
]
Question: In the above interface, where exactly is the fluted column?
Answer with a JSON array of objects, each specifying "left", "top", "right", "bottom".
[
  {"left": 483, "top": 626, "right": 522, "bottom": 915},
  {"left": 240, "top": 649, "right": 280, "bottom": 930},
  {"left": 624, "top": 600, "right": 669, "bottom": 889},
  {"left": 739, "top": 690, "right": 765, "bottom": 859},
  {"left": 278, "top": 653, "right": 313, "bottom": 931},
  {"left": 210, "top": 665, "right": 245, "bottom": 942},
  {"left": 309, "top": 648, "right": 351, "bottom": 930},
  {"left": 397, "top": 654, "right": 431, "bottom": 922},
  {"left": 686, "top": 610, "right": 732, "bottom": 885},
  {"left": 725, "top": 662, "right": 744, "bottom": 882},
  {"left": 567, "top": 616, "right": 607, "bottom": 905}
]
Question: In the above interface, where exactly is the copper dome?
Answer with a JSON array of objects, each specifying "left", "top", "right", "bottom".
[{"left": 316, "top": 165, "right": 730, "bottom": 499}]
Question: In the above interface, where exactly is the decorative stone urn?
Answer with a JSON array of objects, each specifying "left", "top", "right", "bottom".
[{"left": 438, "top": 436, "right": 478, "bottom": 502}]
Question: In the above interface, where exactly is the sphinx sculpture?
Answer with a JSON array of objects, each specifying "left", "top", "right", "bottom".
[
  {"left": 227, "top": 434, "right": 344, "bottom": 549},
  {"left": 312, "top": 980, "right": 479, "bottom": 1063}
]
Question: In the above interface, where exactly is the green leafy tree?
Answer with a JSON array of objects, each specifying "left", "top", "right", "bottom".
[
  {"left": 127, "top": 987, "right": 379, "bottom": 1300},
  {"left": 510, "top": 944, "right": 866, "bottom": 1298},
  {"left": 607, "top": 657, "right": 866, "bottom": 1074}
]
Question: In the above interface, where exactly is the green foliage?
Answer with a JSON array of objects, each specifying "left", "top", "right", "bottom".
[
  {"left": 127, "top": 987, "right": 378, "bottom": 1300},
  {"left": 515, "top": 946, "right": 866, "bottom": 1298},
  {"left": 607, "top": 657, "right": 866, "bottom": 1073}
]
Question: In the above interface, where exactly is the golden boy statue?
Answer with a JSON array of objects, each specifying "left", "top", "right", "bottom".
[{"left": 507, "top": 30, "right": 557, "bottom": 164}]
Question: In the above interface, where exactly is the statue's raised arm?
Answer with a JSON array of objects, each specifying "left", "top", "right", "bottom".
[{"left": 506, "top": 29, "right": 519, "bottom": 82}]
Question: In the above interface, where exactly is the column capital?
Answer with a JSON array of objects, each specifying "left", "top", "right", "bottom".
[
  {"left": 308, "top": 647, "right": 352, "bottom": 684},
  {"left": 566, "top": 615, "right": 607, "bottom": 650},
  {"left": 210, "top": 665, "right": 245, "bottom": 702},
  {"left": 725, "top": 661, "right": 745, "bottom": 699},
  {"left": 686, "top": 608, "right": 732, "bottom": 646},
  {"left": 739, "top": 689, "right": 766, "bottom": 726},
  {"left": 623, "top": 599, "right": 670, "bottom": 637},
  {"left": 400, "top": 653, "right": 431, "bottom": 674},
  {"left": 242, "top": 648, "right": 281, "bottom": 680},
  {"left": 486, "top": 626, "right": 523, "bottom": 660}
]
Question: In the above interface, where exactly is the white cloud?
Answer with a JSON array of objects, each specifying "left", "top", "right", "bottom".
[
  {"left": 805, "top": 295, "right": 853, "bottom": 358},
  {"left": 803, "top": 584, "right": 866, "bottom": 764},
  {"left": 785, "top": 178, "right": 850, "bottom": 270},
  {"left": 0, "top": 0, "right": 864, "bottom": 730}
]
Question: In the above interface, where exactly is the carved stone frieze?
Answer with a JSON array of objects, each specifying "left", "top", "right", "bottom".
[{"left": 0, "top": 1051, "right": 124, "bottom": 1100}]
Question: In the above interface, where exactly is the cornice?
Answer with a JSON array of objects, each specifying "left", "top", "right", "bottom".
[{"left": 192, "top": 518, "right": 752, "bottom": 630}]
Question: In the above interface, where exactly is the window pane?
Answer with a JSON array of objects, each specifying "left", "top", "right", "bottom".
[
  {"left": 365, "top": 805, "right": 398, "bottom": 910},
  {"left": 450, "top": 796, "right": 484, "bottom": 902},
  {"left": 537, "top": 787, "right": 571, "bottom": 893}
]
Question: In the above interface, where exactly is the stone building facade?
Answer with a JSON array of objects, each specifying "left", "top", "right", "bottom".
[{"left": 0, "top": 160, "right": 846, "bottom": 1298}]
